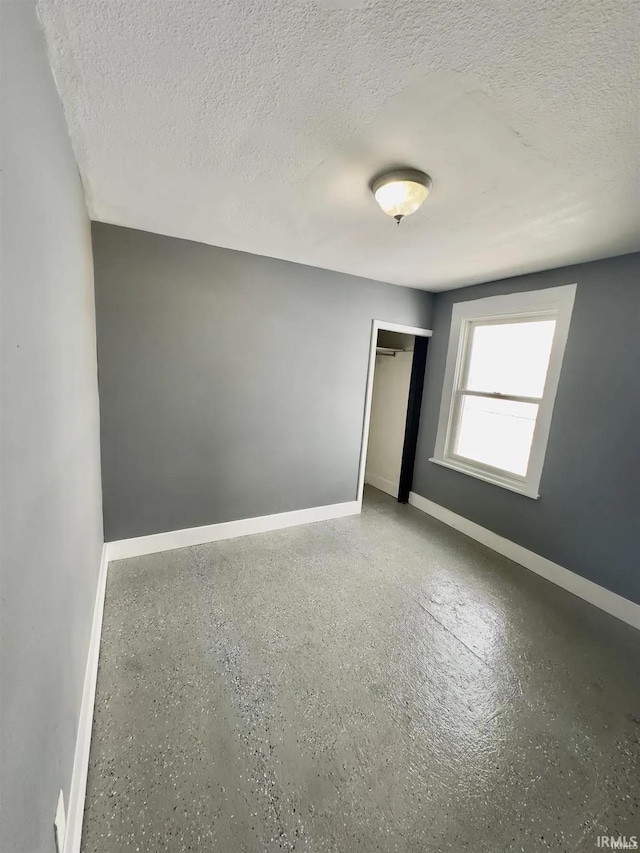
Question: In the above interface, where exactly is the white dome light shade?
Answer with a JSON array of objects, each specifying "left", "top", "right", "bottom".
[{"left": 371, "top": 169, "right": 432, "bottom": 223}]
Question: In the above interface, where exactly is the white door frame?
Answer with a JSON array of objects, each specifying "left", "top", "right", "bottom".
[{"left": 357, "top": 320, "right": 433, "bottom": 507}]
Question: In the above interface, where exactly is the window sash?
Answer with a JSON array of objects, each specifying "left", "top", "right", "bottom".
[
  {"left": 459, "top": 313, "right": 556, "bottom": 393},
  {"left": 444, "top": 313, "right": 555, "bottom": 480},
  {"left": 446, "top": 390, "right": 542, "bottom": 480},
  {"left": 455, "top": 388, "right": 543, "bottom": 405}
]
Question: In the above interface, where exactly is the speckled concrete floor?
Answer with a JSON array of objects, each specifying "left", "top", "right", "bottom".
[{"left": 82, "top": 488, "right": 640, "bottom": 853}]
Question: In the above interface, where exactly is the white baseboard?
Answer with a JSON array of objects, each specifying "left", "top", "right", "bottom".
[
  {"left": 409, "top": 492, "right": 640, "bottom": 631},
  {"left": 64, "top": 543, "right": 109, "bottom": 853},
  {"left": 365, "top": 472, "right": 399, "bottom": 499},
  {"left": 106, "top": 500, "right": 361, "bottom": 561}
]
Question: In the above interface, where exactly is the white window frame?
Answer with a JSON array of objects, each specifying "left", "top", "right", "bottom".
[{"left": 430, "top": 284, "right": 577, "bottom": 499}]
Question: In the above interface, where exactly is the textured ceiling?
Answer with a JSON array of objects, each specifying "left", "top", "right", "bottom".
[{"left": 38, "top": 0, "right": 639, "bottom": 290}]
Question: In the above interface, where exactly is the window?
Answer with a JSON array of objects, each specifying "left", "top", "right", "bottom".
[{"left": 431, "top": 284, "right": 576, "bottom": 498}]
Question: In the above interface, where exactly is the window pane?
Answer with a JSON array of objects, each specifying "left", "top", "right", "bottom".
[
  {"left": 465, "top": 320, "right": 556, "bottom": 397},
  {"left": 454, "top": 394, "right": 539, "bottom": 476}
]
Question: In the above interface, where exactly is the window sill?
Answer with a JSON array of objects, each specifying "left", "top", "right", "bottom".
[{"left": 428, "top": 457, "right": 540, "bottom": 499}]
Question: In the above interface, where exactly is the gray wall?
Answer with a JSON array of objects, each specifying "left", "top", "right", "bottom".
[
  {"left": 0, "top": 2, "right": 104, "bottom": 851},
  {"left": 413, "top": 253, "right": 640, "bottom": 604},
  {"left": 92, "top": 223, "right": 433, "bottom": 541}
]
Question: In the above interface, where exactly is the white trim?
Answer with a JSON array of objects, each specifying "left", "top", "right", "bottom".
[
  {"left": 357, "top": 320, "right": 432, "bottom": 505},
  {"left": 365, "top": 472, "right": 399, "bottom": 499},
  {"left": 428, "top": 456, "right": 540, "bottom": 498},
  {"left": 408, "top": 492, "right": 640, "bottom": 631},
  {"left": 106, "top": 501, "right": 360, "bottom": 561},
  {"left": 64, "top": 544, "right": 109, "bottom": 853},
  {"left": 54, "top": 789, "right": 66, "bottom": 853},
  {"left": 432, "top": 284, "right": 577, "bottom": 498},
  {"left": 370, "top": 321, "right": 433, "bottom": 337}
]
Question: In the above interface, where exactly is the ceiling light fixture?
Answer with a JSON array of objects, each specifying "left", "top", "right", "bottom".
[{"left": 371, "top": 168, "right": 432, "bottom": 225}]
